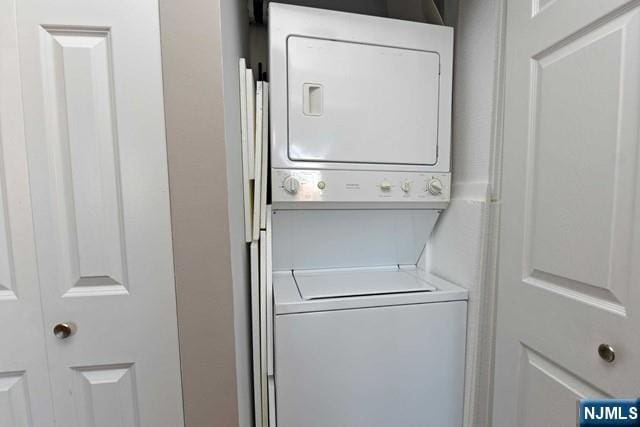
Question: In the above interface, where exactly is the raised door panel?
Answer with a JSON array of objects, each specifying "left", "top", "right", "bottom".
[
  {"left": 0, "top": 372, "right": 32, "bottom": 427},
  {"left": 39, "top": 27, "right": 128, "bottom": 298},
  {"left": 0, "top": 164, "right": 15, "bottom": 301},
  {"left": 72, "top": 364, "right": 139, "bottom": 427},
  {"left": 516, "top": 347, "right": 609, "bottom": 427},
  {"left": 524, "top": 10, "right": 639, "bottom": 315}
]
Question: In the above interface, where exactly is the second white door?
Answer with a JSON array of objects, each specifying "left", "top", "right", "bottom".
[{"left": 493, "top": 0, "right": 640, "bottom": 425}]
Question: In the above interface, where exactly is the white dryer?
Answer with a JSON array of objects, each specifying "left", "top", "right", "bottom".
[{"left": 269, "top": 3, "right": 453, "bottom": 209}]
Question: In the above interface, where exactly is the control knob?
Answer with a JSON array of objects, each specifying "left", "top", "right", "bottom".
[
  {"left": 283, "top": 176, "right": 300, "bottom": 194},
  {"left": 380, "top": 180, "right": 392, "bottom": 192},
  {"left": 401, "top": 180, "right": 412, "bottom": 193},
  {"left": 427, "top": 178, "right": 443, "bottom": 196}
]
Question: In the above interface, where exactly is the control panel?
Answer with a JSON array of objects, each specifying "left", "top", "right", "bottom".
[{"left": 272, "top": 169, "right": 450, "bottom": 207}]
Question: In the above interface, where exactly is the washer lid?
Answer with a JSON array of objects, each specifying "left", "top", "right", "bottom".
[{"left": 293, "top": 267, "right": 435, "bottom": 300}]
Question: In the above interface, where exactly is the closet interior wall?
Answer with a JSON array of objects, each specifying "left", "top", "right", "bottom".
[{"left": 423, "top": 1, "right": 504, "bottom": 427}]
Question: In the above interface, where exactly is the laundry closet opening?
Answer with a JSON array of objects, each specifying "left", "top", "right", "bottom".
[{"left": 221, "top": 1, "right": 503, "bottom": 426}]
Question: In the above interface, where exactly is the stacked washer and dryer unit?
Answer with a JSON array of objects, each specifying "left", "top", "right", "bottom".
[{"left": 267, "top": 4, "right": 467, "bottom": 426}]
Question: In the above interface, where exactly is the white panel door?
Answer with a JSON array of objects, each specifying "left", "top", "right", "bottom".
[
  {"left": 0, "top": 2, "right": 55, "bottom": 425},
  {"left": 10, "top": 0, "right": 184, "bottom": 425},
  {"left": 493, "top": 0, "right": 640, "bottom": 425}
]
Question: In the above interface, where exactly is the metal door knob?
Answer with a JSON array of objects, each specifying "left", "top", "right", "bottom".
[
  {"left": 53, "top": 322, "right": 76, "bottom": 339},
  {"left": 598, "top": 343, "right": 615, "bottom": 363}
]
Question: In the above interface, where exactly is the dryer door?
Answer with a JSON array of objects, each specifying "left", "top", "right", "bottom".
[{"left": 287, "top": 36, "right": 440, "bottom": 166}]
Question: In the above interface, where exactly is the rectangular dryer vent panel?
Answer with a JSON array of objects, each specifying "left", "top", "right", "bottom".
[{"left": 287, "top": 36, "right": 440, "bottom": 166}]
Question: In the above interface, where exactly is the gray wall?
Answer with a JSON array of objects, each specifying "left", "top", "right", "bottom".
[
  {"left": 220, "top": 0, "right": 252, "bottom": 425},
  {"left": 158, "top": 0, "right": 242, "bottom": 425}
]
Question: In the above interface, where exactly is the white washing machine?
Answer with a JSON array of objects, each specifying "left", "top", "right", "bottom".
[
  {"left": 265, "top": 4, "right": 465, "bottom": 426},
  {"left": 273, "top": 266, "right": 467, "bottom": 427},
  {"left": 268, "top": 208, "right": 468, "bottom": 427}
]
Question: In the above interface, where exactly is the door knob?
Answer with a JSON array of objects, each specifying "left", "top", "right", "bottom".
[
  {"left": 53, "top": 322, "right": 76, "bottom": 339},
  {"left": 598, "top": 343, "right": 615, "bottom": 363}
]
